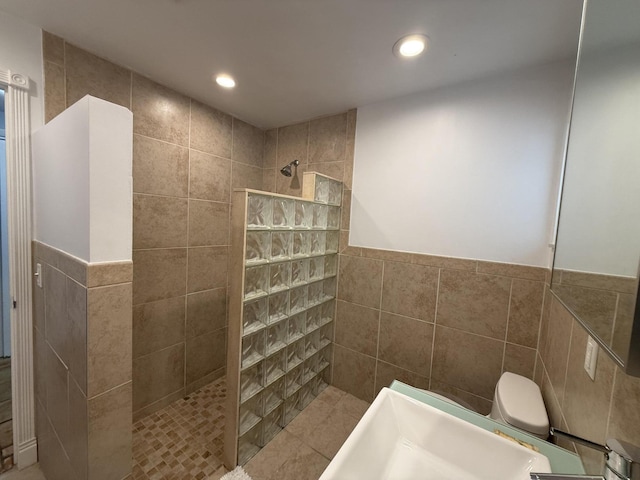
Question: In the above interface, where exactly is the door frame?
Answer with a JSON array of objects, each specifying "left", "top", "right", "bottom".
[{"left": 0, "top": 67, "right": 37, "bottom": 469}]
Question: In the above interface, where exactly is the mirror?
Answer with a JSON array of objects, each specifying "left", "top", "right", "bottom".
[{"left": 552, "top": 0, "right": 640, "bottom": 373}]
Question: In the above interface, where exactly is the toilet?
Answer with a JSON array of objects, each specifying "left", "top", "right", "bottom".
[{"left": 489, "top": 372, "right": 549, "bottom": 439}]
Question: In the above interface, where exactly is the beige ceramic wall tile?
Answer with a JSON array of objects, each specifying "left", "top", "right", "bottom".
[
  {"left": 309, "top": 113, "right": 347, "bottom": 163},
  {"left": 87, "top": 283, "right": 132, "bottom": 397},
  {"left": 560, "top": 270, "right": 637, "bottom": 295},
  {"left": 374, "top": 360, "right": 429, "bottom": 395},
  {"left": 88, "top": 382, "right": 132, "bottom": 480},
  {"left": 186, "top": 328, "right": 226, "bottom": 385},
  {"left": 607, "top": 369, "right": 640, "bottom": 448},
  {"left": 232, "top": 118, "right": 264, "bottom": 167},
  {"left": 306, "top": 162, "right": 345, "bottom": 182},
  {"left": 58, "top": 251, "right": 88, "bottom": 286},
  {"left": 432, "top": 326, "right": 503, "bottom": 399},
  {"left": 133, "top": 135, "right": 189, "bottom": 197},
  {"left": 131, "top": 73, "right": 190, "bottom": 146},
  {"left": 66, "top": 277, "right": 88, "bottom": 393},
  {"left": 263, "top": 129, "right": 278, "bottom": 169},
  {"left": 32, "top": 261, "right": 45, "bottom": 333},
  {"left": 187, "top": 246, "right": 228, "bottom": 293},
  {"left": 611, "top": 293, "right": 635, "bottom": 358},
  {"left": 232, "top": 162, "right": 264, "bottom": 191},
  {"left": 331, "top": 345, "right": 376, "bottom": 402},
  {"left": 186, "top": 288, "right": 227, "bottom": 338},
  {"left": 541, "top": 370, "right": 564, "bottom": 430},
  {"left": 44, "top": 265, "right": 69, "bottom": 364},
  {"left": 67, "top": 377, "right": 88, "bottom": 479},
  {"left": 44, "top": 61, "right": 66, "bottom": 123},
  {"left": 337, "top": 255, "right": 383, "bottom": 309},
  {"left": 132, "top": 248, "right": 187, "bottom": 305},
  {"left": 133, "top": 194, "right": 188, "bottom": 249},
  {"left": 133, "top": 296, "right": 185, "bottom": 359},
  {"left": 476, "top": 261, "right": 546, "bottom": 282},
  {"left": 359, "top": 248, "right": 413, "bottom": 264},
  {"left": 133, "top": 343, "right": 185, "bottom": 411},
  {"left": 437, "top": 269, "right": 511, "bottom": 339},
  {"left": 190, "top": 101, "right": 233, "bottom": 159},
  {"left": 381, "top": 261, "right": 438, "bottom": 322},
  {"left": 262, "top": 169, "right": 277, "bottom": 193},
  {"left": 37, "top": 407, "right": 76, "bottom": 480},
  {"left": 563, "top": 321, "right": 615, "bottom": 445},
  {"left": 277, "top": 122, "right": 308, "bottom": 166},
  {"left": 378, "top": 312, "right": 433, "bottom": 375},
  {"left": 45, "top": 343, "right": 69, "bottom": 451},
  {"left": 545, "top": 297, "right": 574, "bottom": 406},
  {"left": 343, "top": 109, "right": 357, "bottom": 190},
  {"left": 65, "top": 43, "right": 131, "bottom": 108},
  {"left": 410, "top": 253, "right": 477, "bottom": 271},
  {"left": 428, "top": 380, "right": 493, "bottom": 415},
  {"left": 42, "top": 31, "right": 65, "bottom": 65},
  {"left": 340, "top": 189, "right": 351, "bottom": 230},
  {"left": 189, "top": 150, "right": 231, "bottom": 202},
  {"left": 188, "top": 200, "right": 230, "bottom": 246},
  {"left": 507, "top": 279, "right": 544, "bottom": 348},
  {"left": 33, "top": 328, "right": 47, "bottom": 405},
  {"left": 86, "top": 261, "right": 133, "bottom": 288},
  {"left": 503, "top": 343, "right": 536, "bottom": 379},
  {"left": 334, "top": 300, "right": 379, "bottom": 357}
]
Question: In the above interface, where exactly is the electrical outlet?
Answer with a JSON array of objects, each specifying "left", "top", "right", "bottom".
[{"left": 584, "top": 336, "right": 598, "bottom": 381}]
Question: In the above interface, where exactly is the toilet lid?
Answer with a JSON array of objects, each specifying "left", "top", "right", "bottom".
[{"left": 496, "top": 372, "right": 549, "bottom": 436}]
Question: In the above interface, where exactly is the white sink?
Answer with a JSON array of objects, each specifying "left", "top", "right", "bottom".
[{"left": 320, "top": 388, "right": 551, "bottom": 480}]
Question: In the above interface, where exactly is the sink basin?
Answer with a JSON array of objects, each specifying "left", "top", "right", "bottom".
[{"left": 320, "top": 387, "right": 551, "bottom": 480}]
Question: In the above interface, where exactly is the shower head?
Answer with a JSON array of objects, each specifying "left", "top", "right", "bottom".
[{"left": 280, "top": 160, "right": 299, "bottom": 177}]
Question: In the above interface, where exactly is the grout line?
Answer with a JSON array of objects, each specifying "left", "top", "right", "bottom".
[
  {"left": 604, "top": 366, "right": 618, "bottom": 439},
  {"left": 559, "top": 318, "right": 575, "bottom": 409},
  {"left": 429, "top": 268, "right": 441, "bottom": 390}
]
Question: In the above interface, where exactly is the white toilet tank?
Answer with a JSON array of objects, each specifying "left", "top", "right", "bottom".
[{"left": 489, "top": 372, "right": 549, "bottom": 439}]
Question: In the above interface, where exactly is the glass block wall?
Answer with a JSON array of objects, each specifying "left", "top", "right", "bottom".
[{"left": 224, "top": 173, "right": 342, "bottom": 468}]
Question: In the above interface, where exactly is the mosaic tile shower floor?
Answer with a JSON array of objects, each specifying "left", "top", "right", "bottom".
[{"left": 132, "top": 377, "right": 227, "bottom": 480}]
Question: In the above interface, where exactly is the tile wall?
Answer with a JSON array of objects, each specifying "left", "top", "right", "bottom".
[
  {"left": 537, "top": 286, "right": 640, "bottom": 477},
  {"left": 33, "top": 241, "right": 133, "bottom": 480},
  {"left": 42, "top": 32, "right": 265, "bottom": 419}
]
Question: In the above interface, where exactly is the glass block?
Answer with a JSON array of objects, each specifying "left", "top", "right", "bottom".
[
  {"left": 267, "top": 291, "right": 289, "bottom": 324},
  {"left": 328, "top": 180, "right": 342, "bottom": 206},
  {"left": 324, "top": 254, "right": 338, "bottom": 278},
  {"left": 325, "top": 231, "right": 339, "bottom": 254},
  {"left": 310, "top": 231, "right": 326, "bottom": 256},
  {"left": 244, "top": 265, "right": 269, "bottom": 300},
  {"left": 290, "top": 259, "right": 309, "bottom": 286},
  {"left": 312, "top": 204, "right": 328, "bottom": 229},
  {"left": 287, "top": 312, "right": 306, "bottom": 344},
  {"left": 245, "top": 231, "right": 271, "bottom": 265},
  {"left": 308, "top": 256, "right": 324, "bottom": 281},
  {"left": 314, "top": 371, "right": 330, "bottom": 395},
  {"left": 306, "top": 305, "right": 321, "bottom": 332},
  {"left": 305, "top": 330, "right": 319, "bottom": 359},
  {"left": 269, "top": 262, "right": 291, "bottom": 293},
  {"left": 320, "top": 299, "right": 335, "bottom": 326},
  {"left": 242, "top": 330, "right": 265, "bottom": 369},
  {"left": 272, "top": 198, "right": 294, "bottom": 229},
  {"left": 263, "top": 377, "right": 285, "bottom": 415},
  {"left": 327, "top": 206, "right": 340, "bottom": 230},
  {"left": 239, "top": 391, "right": 263, "bottom": 436},
  {"left": 243, "top": 297, "right": 267, "bottom": 335},
  {"left": 314, "top": 176, "right": 330, "bottom": 204},
  {"left": 289, "top": 285, "right": 308, "bottom": 315},
  {"left": 302, "top": 355, "right": 317, "bottom": 384},
  {"left": 271, "top": 231, "right": 292, "bottom": 261},
  {"left": 284, "top": 390, "right": 302, "bottom": 424},
  {"left": 266, "top": 320, "right": 287, "bottom": 356},
  {"left": 322, "top": 277, "right": 337, "bottom": 301},
  {"left": 319, "top": 322, "right": 333, "bottom": 349},
  {"left": 307, "top": 280, "right": 322, "bottom": 306},
  {"left": 265, "top": 349, "right": 286, "bottom": 385},
  {"left": 299, "top": 383, "right": 315, "bottom": 409},
  {"left": 317, "top": 345, "right": 332, "bottom": 372},
  {"left": 238, "top": 421, "right": 261, "bottom": 465},
  {"left": 240, "top": 363, "right": 264, "bottom": 402},
  {"left": 294, "top": 200, "right": 312, "bottom": 229},
  {"left": 286, "top": 339, "right": 304, "bottom": 371},
  {"left": 292, "top": 231, "right": 311, "bottom": 258},
  {"left": 262, "top": 405, "right": 284, "bottom": 446},
  {"left": 285, "top": 364, "right": 302, "bottom": 397},
  {"left": 247, "top": 194, "right": 272, "bottom": 230}
]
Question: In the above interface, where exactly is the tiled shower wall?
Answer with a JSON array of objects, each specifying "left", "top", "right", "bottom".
[
  {"left": 536, "top": 287, "right": 640, "bottom": 476},
  {"left": 42, "top": 32, "right": 265, "bottom": 419},
  {"left": 33, "top": 242, "right": 132, "bottom": 480}
]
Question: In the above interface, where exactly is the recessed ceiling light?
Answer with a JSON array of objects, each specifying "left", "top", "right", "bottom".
[
  {"left": 215, "top": 74, "right": 236, "bottom": 88},
  {"left": 393, "top": 34, "right": 429, "bottom": 58}
]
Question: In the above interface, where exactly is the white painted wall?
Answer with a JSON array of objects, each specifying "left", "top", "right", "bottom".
[
  {"left": 0, "top": 10, "right": 43, "bottom": 131},
  {"left": 350, "top": 61, "right": 575, "bottom": 267},
  {"left": 33, "top": 96, "right": 132, "bottom": 263},
  {"left": 554, "top": 43, "right": 640, "bottom": 277}
]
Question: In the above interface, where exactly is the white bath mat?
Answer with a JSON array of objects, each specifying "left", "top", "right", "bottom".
[{"left": 219, "top": 466, "right": 254, "bottom": 480}]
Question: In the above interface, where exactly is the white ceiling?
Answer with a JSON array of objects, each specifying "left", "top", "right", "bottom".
[{"left": 0, "top": 0, "right": 584, "bottom": 129}]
